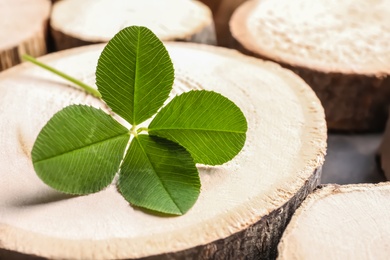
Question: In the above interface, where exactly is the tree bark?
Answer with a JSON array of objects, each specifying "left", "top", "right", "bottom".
[
  {"left": 0, "top": 0, "right": 50, "bottom": 71},
  {"left": 278, "top": 183, "right": 390, "bottom": 259},
  {"left": 50, "top": 0, "right": 216, "bottom": 51},
  {"left": 199, "top": 0, "right": 247, "bottom": 47},
  {"left": 230, "top": 0, "right": 390, "bottom": 132},
  {"left": 0, "top": 43, "right": 326, "bottom": 259}
]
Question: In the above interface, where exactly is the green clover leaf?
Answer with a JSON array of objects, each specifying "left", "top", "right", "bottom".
[
  {"left": 149, "top": 90, "right": 247, "bottom": 165},
  {"left": 119, "top": 135, "right": 200, "bottom": 215},
  {"left": 32, "top": 105, "right": 129, "bottom": 194},
  {"left": 96, "top": 26, "right": 174, "bottom": 125},
  {"left": 30, "top": 26, "right": 247, "bottom": 215}
]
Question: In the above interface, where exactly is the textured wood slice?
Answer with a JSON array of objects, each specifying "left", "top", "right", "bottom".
[
  {"left": 0, "top": 0, "right": 50, "bottom": 71},
  {"left": 278, "top": 183, "right": 390, "bottom": 260},
  {"left": 0, "top": 43, "right": 326, "bottom": 259},
  {"left": 50, "top": 0, "right": 216, "bottom": 51},
  {"left": 230, "top": 0, "right": 390, "bottom": 132}
]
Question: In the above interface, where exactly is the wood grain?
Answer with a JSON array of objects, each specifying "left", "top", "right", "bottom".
[
  {"left": 0, "top": 0, "right": 50, "bottom": 71},
  {"left": 230, "top": 0, "right": 390, "bottom": 131},
  {"left": 50, "top": 0, "right": 216, "bottom": 51},
  {"left": 278, "top": 183, "right": 390, "bottom": 260}
]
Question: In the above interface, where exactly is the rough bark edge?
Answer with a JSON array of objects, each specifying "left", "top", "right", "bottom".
[
  {"left": 51, "top": 23, "right": 216, "bottom": 51},
  {"left": 230, "top": 0, "right": 390, "bottom": 132},
  {"left": 143, "top": 168, "right": 322, "bottom": 260},
  {"left": 233, "top": 40, "right": 390, "bottom": 132},
  {"left": 50, "top": 27, "right": 99, "bottom": 51},
  {"left": 0, "top": 167, "right": 321, "bottom": 260},
  {"left": 198, "top": 0, "right": 222, "bottom": 14},
  {"left": 277, "top": 183, "right": 390, "bottom": 259},
  {"left": 284, "top": 62, "right": 390, "bottom": 132},
  {"left": 0, "top": 23, "right": 48, "bottom": 71},
  {"left": 0, "top": 249, "right": 45, "bottom": 260},
  {"left": 199, "top": 0, "right": 248, "bottom": 47}
]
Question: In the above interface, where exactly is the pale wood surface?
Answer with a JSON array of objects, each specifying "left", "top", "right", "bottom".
[
  {"left": 0, "top": 0, "right": 50, "bottom": 71},
  {"left": 230, "top": 0, "right": 390, "bottom": 131},
  {"left": 0, "top": 43, "right": 326, "bottom": 259},
  {"left": 278, "top": 183, "right": 390, "bottom": 260},
  {"left": 50, "top": 0, "right": 216, "bottom": 50}
]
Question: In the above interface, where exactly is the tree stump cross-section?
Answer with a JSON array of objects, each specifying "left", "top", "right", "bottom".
[{"left": 0, "top": 43, "right": 326, "bottom": 259}]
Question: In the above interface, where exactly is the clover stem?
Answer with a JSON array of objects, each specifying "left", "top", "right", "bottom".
[
  {"left": 130, "top": 125, "right": 138, "bottom": 137},
  {"left": 137, "top": 127, "right": 148, "bottom": 134},
  {"left": 22, "top": 54, "right": 102, "bottom": 99}
]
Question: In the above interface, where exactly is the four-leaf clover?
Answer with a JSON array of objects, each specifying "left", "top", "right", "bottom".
[{"left": 32, "top": 26, "right": 247, "bottom": 215}]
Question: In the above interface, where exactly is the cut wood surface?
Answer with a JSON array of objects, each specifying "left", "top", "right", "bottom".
[
  {"left": 230, "top": 0, "right": 390, "bottom": 132},
  {"left": 50, "top": 0, "right": 216, "bottom": 51},
  {"left": 278, "top": 183, "right": 390, "bottom": 260},
  {"left": 0, "top": 0, "right": 50, "bottom": 71},
  {"left": 0, "top": 43, "right": 326, "bottom": 259}
]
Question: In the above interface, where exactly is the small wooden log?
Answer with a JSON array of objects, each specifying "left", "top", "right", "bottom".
[
  {"left": 0, "top": 0, "right": 50, "bottom": 71},
  {"left": 50, "top": 0, "right": 216, "bottom": 51},
  {"left": 199, "top": 0, "right": 247, "bottom": 47},
  {"left": 230, "top": 0, "right": 390, "bottom": 132},
  {"left": 0, "top": 43, "right": 326, "bottom": 259},
  {"left": 278, "top": 183, "right": 390, "bottom": 259}
]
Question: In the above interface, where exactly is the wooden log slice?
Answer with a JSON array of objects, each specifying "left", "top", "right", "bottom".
[
  {"left": 278, "top": 183, "right": 390, "bottom": 259},
  {"left": 0, "top": 43, "right": 326, "bottom": 259},
  {"left": 0, "top": 0, "right": 50, "bottom": 71},
  {"left": 50, "top": 0, "right": 216, "bottom": 51},
  {"left": 199, "top": 0, "right": 247, "bottom": 47},
  {"left": 230, "top": 0, "right": 390, "bottom": 132}
]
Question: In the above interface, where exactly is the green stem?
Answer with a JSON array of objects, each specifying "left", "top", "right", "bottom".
[
  {"left": 130, "top": 125, "right": 138, "bottom": 137},
  {"left": 22, "top": 54, "right": 102, "bottom": 99},
  {"left": 137, "top": 127, "right": 148, "bottom": 134}
]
